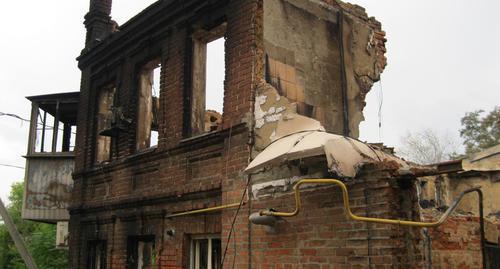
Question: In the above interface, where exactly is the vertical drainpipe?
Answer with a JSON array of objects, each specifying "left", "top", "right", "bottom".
[
  {"left": 422, "top": 228, "right": 432, "bottom": 269},
  {"left": 247, "top": 0, "right": 261, "bottom": 266},
  {"left": 109, "top": 215, "right": 116, "bottom": 269},
  {"left": 338, "top": 9, "right": 350, "bottom": 137}
]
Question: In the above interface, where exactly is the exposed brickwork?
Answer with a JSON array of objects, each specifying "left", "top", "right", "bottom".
[
  {"left": 221, "top": 176, "right": 424, "bottom": 268},
  {"left": 425, "top": 216, "right": 483, "bottom": 269},
  {"left": 72, "top": 0, "right": 258, "bottom": 268},
  {"left": 67, "top": 0, "right": 460, "bottom": 268}
]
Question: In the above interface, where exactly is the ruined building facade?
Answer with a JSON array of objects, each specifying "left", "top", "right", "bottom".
[{"left": 51, "top": 0, "right": 494, "bottom": 268}]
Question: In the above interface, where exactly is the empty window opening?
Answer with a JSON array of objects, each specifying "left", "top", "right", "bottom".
[
  {"left": 87, "top": 240, "right": 107, "bottom": 269},
  {"left": 95, "top": 85, "right": 116, "bottom": 163},
  {"left": 33, "top": 101, "right": 77, "bottom": 154},
  {"left": 127, "top": 235, "right": 156, "bottom": 269},
  {"left": 205, "top": 38, "right": 225, "bottom": 127},
  {"left": 137, "top": 59, "right": 161, "bottom": 150},
  {"left": 190, "top": 235, "right": 221, "bottom": 269},
  {"left": 36, "top": 112, "right": 55, "bottom": 152},
  {"left": 190, "top": 24, "right": 226, "bottom": 136}
]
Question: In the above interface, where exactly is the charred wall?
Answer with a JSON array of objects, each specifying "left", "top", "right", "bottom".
[
  {"left": 258, "top": 0, "right": 386, "bottom": 146},
  {"left": 67, "top": 0, "right": 424, "bottom": 268},
  {"left": 71, "top": 0, "right": 257, "bottom": 268}
]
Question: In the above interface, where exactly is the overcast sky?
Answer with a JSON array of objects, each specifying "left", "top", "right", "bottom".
[{"left": 0, "top": 0, "right": 498, "bottom": 204}]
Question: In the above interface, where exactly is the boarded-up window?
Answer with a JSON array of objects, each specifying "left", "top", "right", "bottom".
[{"left": 136, "top": 59, "right": 161, "bottom": 150}]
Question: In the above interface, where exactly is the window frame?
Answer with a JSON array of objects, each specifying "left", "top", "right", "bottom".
[
  {"left": 86, "top": 239, "right": 107, "bottom": 269},
  {"left": 126, "top": 235, "right": 156, "bottom": 269},
  {"left": 135, "top": 58, "right": 161, "bottom": 151},
  {"left": 94, "top": 84, "right": 116, "bottom": 163},
  {"left": 189, "top": 234, "right": 221, "bottom": 269},
  {"left": 186, "top": 23, "right": 227, "bottom": 138}
]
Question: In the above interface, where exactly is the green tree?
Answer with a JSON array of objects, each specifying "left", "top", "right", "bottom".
[
  {"left": 0, "top": 182, "right": 68, "bottom": 269},
  {"left": 460, "top": 106, "right": 500, "bottom": 156}
]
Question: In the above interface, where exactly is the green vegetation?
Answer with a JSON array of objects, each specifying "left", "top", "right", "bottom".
[
  {"left": 0, "top": 182, "right": 68, "bottom": 269},
  {"left": 399, "top": 106, "right": 499, "bottom": 164},
  {"left": 460, "top": 106, "right": 499, "bottom": 156}
]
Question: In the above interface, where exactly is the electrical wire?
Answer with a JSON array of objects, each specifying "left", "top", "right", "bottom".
[
  {"left": 0, "top": 163, "right": 24, "bottom": 170},
  {"left": 377, "top": 79, "right": 384, "bottom": 141},
  {"left": 219, "top": 123, "right": 252, "bottom": 268},
  {"left": 0, "top": 112, "right": 30, "bottom": 122},
  {"left": 221, "top": 175, "right": 250, "bottom": 267},
  {"left": 1, "top": 111, "right": 76, "bottom": 134}
]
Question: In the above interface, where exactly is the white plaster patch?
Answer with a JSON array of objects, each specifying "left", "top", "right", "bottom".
[
  {"left": 254, "top": 94, "right": 286, "bottom": 129},
  {"left": 251, "top": 176, "right": 303, "bottom": 199}
]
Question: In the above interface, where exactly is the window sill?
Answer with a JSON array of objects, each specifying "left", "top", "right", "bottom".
[
  {"left": 25, "top": 152, "right": 75, "bottom": 158},
  {"left": 181, "top": 131, "right": 221, "bottom": 144}
]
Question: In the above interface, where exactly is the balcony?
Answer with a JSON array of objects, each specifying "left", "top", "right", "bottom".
[{"left": 22, "top": 92, "right": 79, "bottom": 223}]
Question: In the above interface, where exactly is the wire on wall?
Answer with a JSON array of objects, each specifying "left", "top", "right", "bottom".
[{"left": 377, "top": 79, "right": 384, "bottom": 141}]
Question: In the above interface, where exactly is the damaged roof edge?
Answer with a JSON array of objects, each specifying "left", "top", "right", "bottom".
[
  {"left": 422, "top": 144, "right": 500, "bottom": 175},
  {"left": 245, "top": 115, "right": 414, "bottom": 178}
]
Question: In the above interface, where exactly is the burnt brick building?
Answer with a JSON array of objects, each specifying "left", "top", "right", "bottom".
[{"left": 22, "top": 0, "right": 489, "bottom": 268}]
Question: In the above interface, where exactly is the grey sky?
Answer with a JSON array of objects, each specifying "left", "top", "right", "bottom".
[{"left": 0, "top": 0, "right": 498, "bottom": 203}]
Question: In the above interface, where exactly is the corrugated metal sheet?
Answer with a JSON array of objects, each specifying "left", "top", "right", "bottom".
[{"left": 22, "top": 155, "right": 74, "bottom": 222}]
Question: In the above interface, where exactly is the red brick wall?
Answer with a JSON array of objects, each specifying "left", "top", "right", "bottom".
[
  {"left": 222, "top": 177, "right": 423, "bottom": 269},
  {"left": 425, "top": 216, "right": 483, "bottom": 269},
  {"left": 71, "top": 0, "right": 426, "bottom": 268},
  {"left": 71, "top": 0, "right": 258, "bottom": 268}
]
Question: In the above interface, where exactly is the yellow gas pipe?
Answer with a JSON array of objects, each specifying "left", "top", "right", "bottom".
[
  {"left": 164, "top": 179, "right": 479, "bottom": 228},
  {"left": 166, "top": 202, "right": 242, "bottom": 218},
  {"left": 258, "top": 178, "right": 480, "bottom": 228}
]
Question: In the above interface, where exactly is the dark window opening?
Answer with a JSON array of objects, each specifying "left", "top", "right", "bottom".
[
  {"left": 190, "top": 24, "right": 226, "bottom": 136},
  {"left": 190, "top": 235, "right": 221, "bottom": 269},
  {"left": 127, "top": 235, "right": 156, "bottom": 269},
  {"left": 87, "top": 240, "right": 107, "bottom": 269},
  {"left": 137, "top": 59, "right": 161, "bottom": 150},
  {"left": 486, "top": 241, "right": 500, "bottom": 269}
]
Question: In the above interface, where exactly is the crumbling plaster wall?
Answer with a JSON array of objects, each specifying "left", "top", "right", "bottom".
[
  {"left": 255, "top": 0, "right": 386, "bottom": 150},
  {"left": 418, "top": 172, "right": 500, "bottom": 268},
  {"left": 418, "top": 172, "right": 500, "bottom": 241}
]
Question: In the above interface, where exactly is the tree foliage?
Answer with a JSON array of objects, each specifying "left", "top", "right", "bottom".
[
  {"left": 460, "top": 106, "right": 500, "bottom": 156},
  {"left": 398, "top": 107, "right": 499, "bottom": 164},
  {"left": 398, "top": 129, "right": 458, "bottom": 164},
  {"left": 0, "top": 182, "right": 68, "bottom": 269}
]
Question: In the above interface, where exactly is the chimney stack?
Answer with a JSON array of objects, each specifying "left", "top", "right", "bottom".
[{"left": 84, "top": 0, "right": 113, "bottom": 47}]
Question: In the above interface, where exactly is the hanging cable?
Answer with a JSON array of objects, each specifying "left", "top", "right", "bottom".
[
  {"left": 377, "top": 79, "right": 384, "bottom": 141},
  {"left": 220, "top": 123, "right": 253, "bottom": 267},
  {"left": 0, "top": 112, "right": 30, "bottom": 122},
  {"left": 221, "top": 176, "right": 250, "bottom": 267},
  {"left": 1, "top": 111, "right": 76, "bottom": 135},
  {"left": 0, "top": 163, "right": 24, "bottom": 170}
]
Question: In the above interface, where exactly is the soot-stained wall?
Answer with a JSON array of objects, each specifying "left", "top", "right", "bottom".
[{"left": 259, "top": 0, "right": 386, "bottom": 148}]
